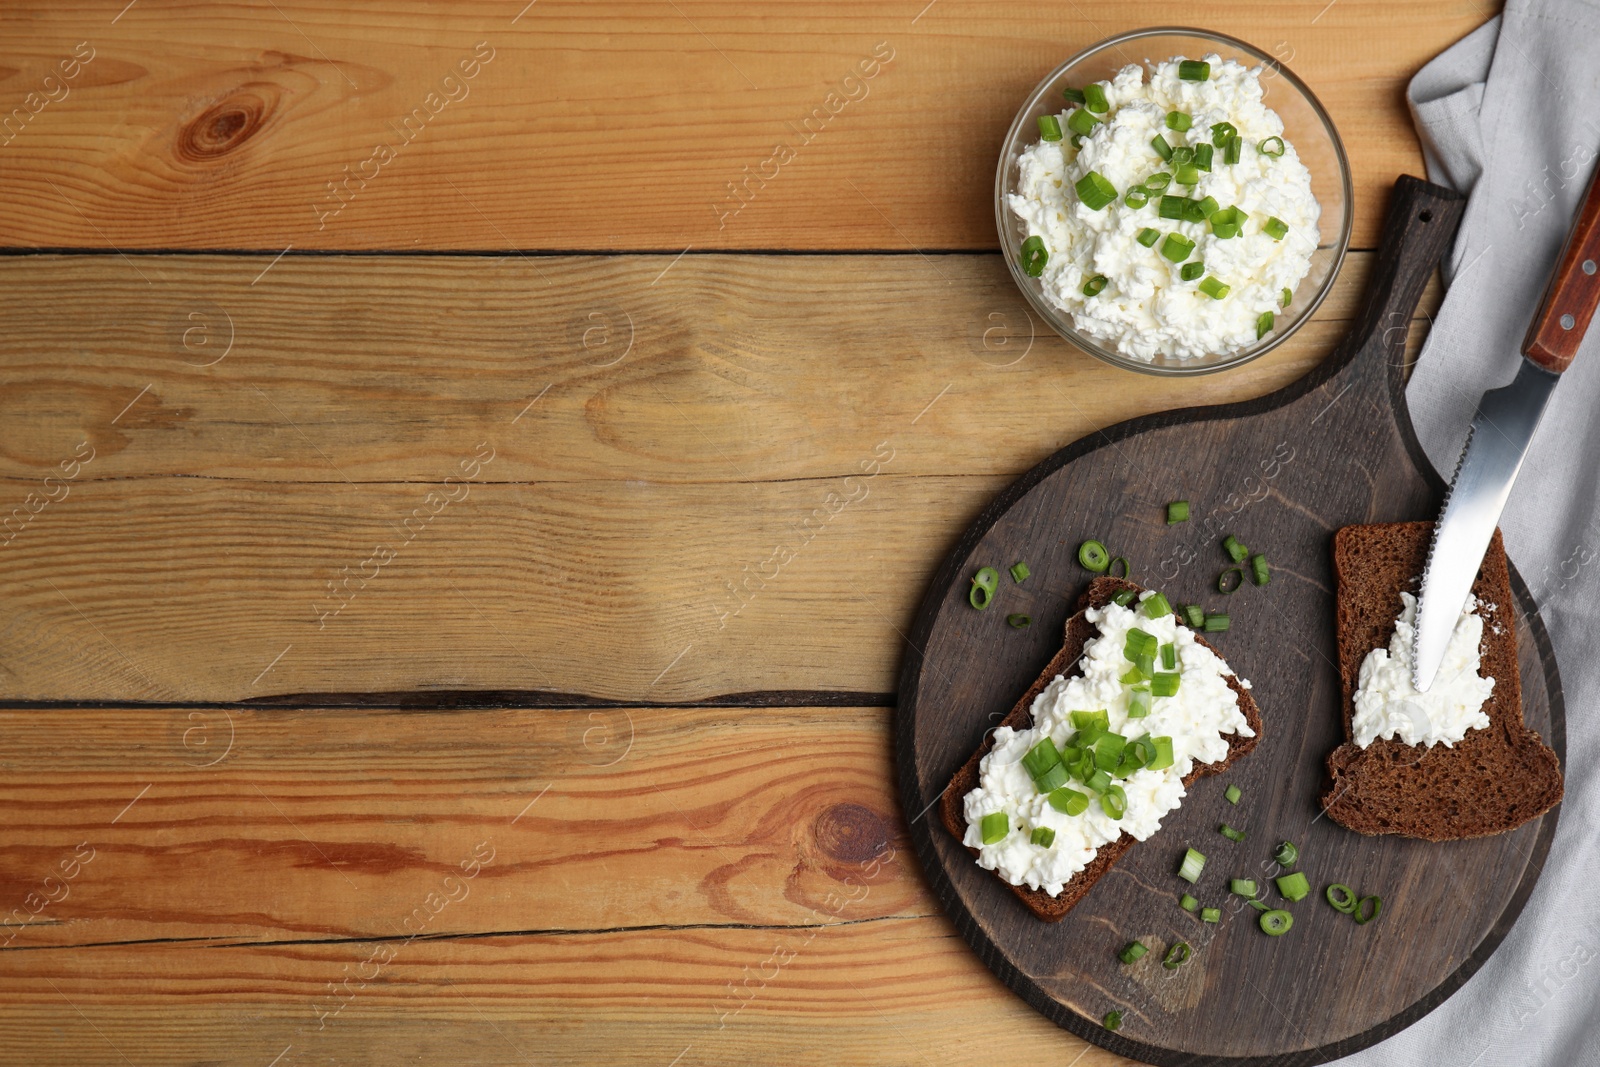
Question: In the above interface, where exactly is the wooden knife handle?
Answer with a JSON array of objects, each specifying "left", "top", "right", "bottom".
[{"left": 1524, "top": 159, "right": 1600, "bottom": 373}]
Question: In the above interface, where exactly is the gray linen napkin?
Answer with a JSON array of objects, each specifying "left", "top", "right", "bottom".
[{"left": 1334, "top": 3, "right": 1600, "bottom": 1065}]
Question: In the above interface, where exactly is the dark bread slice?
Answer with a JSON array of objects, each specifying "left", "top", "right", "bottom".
[
  {"left": 940, "top": 576, "right": 1263, "bottom": 922},
  {"left": 1321, "top": 522, "right": 1563, "bottom": 840}
]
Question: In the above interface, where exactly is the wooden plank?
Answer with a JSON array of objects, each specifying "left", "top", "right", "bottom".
[
  {"left": 0, "top": 1, "right": 1490, "bottom": 251},
  {"left": 0, "top": 254, "right": 1435, "bottom": 703}
]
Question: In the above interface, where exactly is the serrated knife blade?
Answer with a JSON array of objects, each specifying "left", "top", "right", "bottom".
[{"left": 1413, "top": 160, "right": 1600, "bottom": 692}]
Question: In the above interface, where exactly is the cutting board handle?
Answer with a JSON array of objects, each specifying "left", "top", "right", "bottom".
[{"left": 1523, "top": 159, "right": 1600, "bottom": 374}]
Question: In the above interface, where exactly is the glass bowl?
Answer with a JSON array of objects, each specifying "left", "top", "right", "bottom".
[{"left": 995, "top": 27, "right": 1352, "bottom": 376}]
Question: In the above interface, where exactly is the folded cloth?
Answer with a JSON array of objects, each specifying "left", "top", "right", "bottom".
[{"left": 1335, "top": 3, "right": 1600, "bottom": 1065}]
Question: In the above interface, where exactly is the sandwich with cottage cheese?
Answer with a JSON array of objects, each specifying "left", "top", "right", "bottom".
[{"left": 941, "top": 576, "right": 1262, "bottom": 921}]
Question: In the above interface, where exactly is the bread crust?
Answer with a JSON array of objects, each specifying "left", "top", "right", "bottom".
[
  {"left": 1320, "top": 522, "right": 1563, "bottom": 840},
  {"left": 940, "top": 576, "right": 1263, "bottom": 922}
]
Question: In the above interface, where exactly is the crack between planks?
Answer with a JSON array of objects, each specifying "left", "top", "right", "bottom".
[{"left": 0, "top": 689, "right": 897, "bottom": 712}]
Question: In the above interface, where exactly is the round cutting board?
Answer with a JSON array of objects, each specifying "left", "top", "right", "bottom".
[{"left": 895, "top": 177, "right": 1565, "bottom": 1066}]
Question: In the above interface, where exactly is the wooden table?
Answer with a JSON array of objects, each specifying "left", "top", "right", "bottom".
[{"left": 0, "top": 3, "right": 1484, "bottom": 1064}]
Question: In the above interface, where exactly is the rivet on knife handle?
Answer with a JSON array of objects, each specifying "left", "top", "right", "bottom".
[{"left": 1522, "top": 159, "right": 1600, "bottom": 373}]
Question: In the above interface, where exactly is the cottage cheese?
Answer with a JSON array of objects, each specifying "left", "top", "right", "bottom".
[
  {"left": 1350, "top": 592, "right": 1494, "bottom": 749},
  {"left": 961, "top": 593, "right": 1254, "bottom": 896},
  {"left": 1009, "top": 55, "right": 1320, "bottom": 361}
]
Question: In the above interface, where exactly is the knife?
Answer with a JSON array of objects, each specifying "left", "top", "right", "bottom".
[{"left": 1413, "top": 161, "right": 1600, "bottom": 692}]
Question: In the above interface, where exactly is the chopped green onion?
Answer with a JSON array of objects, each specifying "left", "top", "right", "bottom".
[
  {"left": 1355, "top": 895, "right": 1382, "bottom": 925},
  {"left": 1195, "top": 194, "right": 1220, "bottom": 219},
  {"left": 1258, "top": 136, "right": 1286, "bottom": 157},
  {"left": 1175, "top": 163, "right": 1201, "bottom": 186},
  {"left": 1260, "top": 909, "right": 1293, "bottom": 936},
  {"left": 1221, "top": 534, "right": 1249, "bottom": 562},
  {"left": 1210, "top": 121, "right": 1237, "bottom": 146},
  {"left": 1166, "top": 111, "right": 1192, "bottom": 132},
  {"left": 1198, "top": 276, "right": 1230, "bottom": 299},
  {"left": 1083, "top": 83, "right": 1109, "bottom": 114},
  {"left": 1075, "top": 171, "right": 1117, "bottom": 210},
  {"left": 1248, "top": 898, "right": 1270, "bottom": 912},
  {"left": 1193, "top": 144, "right": 1214, "bottom": 171},
  {"left": 1111, "top": 589, "right": 1137, "bottom": 606},
  {"left": 1211, "top": 221, "right": 1240, "bottom": 240},
  {"left": 1163, "top": 940, "right": 1191, "bottom": 969},
  {"left": 1124, "top": 188, "right": 1149, "bottom": 208},
  {"left": 1251, "top": 553, "right": 1270, "bottom": 586},
  {"left": 1217, "top": 568, "right": 1242, "bottom": 594},
  {"left": 1126, "top": 684, "right": 1152, "bottom": 720},
  {"left": 1326, "top": 884, "right": 1358, "bottom": 913},
  {"left": 1201, "top": 907, "right": 1220, "bottom": 923},
  {"left": 1078, "top": 539, "right": 1110, "bottom": 572},
  {"left": 1281, "top": 286, "right": 1293, "bottom": 308},
  {"left": 1274, "top": 841, "right": 1298, "bottom": 868},
  {"left": 969, "top": 566, "right": 999, "bottom": 609},
  {"left": 1103, "top": 1010, "right": 1123, "bottom": 1031},
  {"left": 1048, "top": 786, "right": 1089, "bottom": 816},
  {"left": 1256, "top": 311, "right": 1275, "bottom": 340},
  {"left": 1118, "top": 941, "right": 1147, "bottom": 964},
  {"left": 1136, "top": 227, "right": 1161, "bottom": 248},
  {"left": 1222, "top": 133, "right": 1241, "bottom": 165},
  {"left": 1143, "top": 171, "right": 1172, "bottom": 192},
  {"left": 1037, "top": 114, "right": 1063, "bottom": 142},
  {"left": 1183, "top": 604, "right": 1205, "bottom": 628},
  {"left": 1224, "top": 784, "right": 1241, "bottom": 804},
  {"left": 1180, "top": 261, "right": 1204, "bottom": 282},
  {"left": 1020, "top": 235, "right": 1048, "bottom": 278},
  {"left": 1151, "top": 133, "right": 1173, "bottom": 160},
  {"left": 1100, "top": 784, "right": 1127, "bottom": 819},
  {"left": 1170, "top": 146, "right": 1195, "bottom": 167},
  {"left": 1084, "top": 768, "right": 1112, "bottom": 794},
  {"left": 1009, "top": 561, "right": 1030, "bottom": 583},
  {"left": 1034, "top": 764, "right": 1069, "bottom": 796},
  {"left": 1160, "top": 233, "right": 1195, "bottom": 263},
  {"left": 1062, "top": 87, "right": 1086, "bottom": 105},
  {"left": 1203, "top": 613, "right": 1230, "bottom": 632},
  {"left": 1180, "top": 893, "right": 1199, "bottom": 912},
  {"left": 979, "top": 811, "right": 1008, "bottom": 844},
  {"left": 1230, "top": 878, "right": 1256, "bottom": 897},
  {"left": 1263, "top": 216, "right": 1289, "bottom": 241},
  {"left": 1071, "top": 133, "right": 1084, "bottom": 149},
  {"left": 1007, "top": 613, "right": 1032, "bottom": 629},
  {"left": 1071, "top": 709, "right": 1110, "bottom": 732},
  {"left": 1146, "top": 736, "right": 1173, "bottom": 770},
  {"left": 1108, "top": 556, "right": 1130, "bottom": 579},
  {"left": 1219, "top": 823, "right": 1245, "bottom": 842},
  {"left": 1031, "top": 826, "right": 1056, "bottom": 848},
  {"left": 1022, "top": 738, "right": 1061, "bottom": 778},
  {"left": 1082, "top": 274, "right": 1109, "bottom": 296},
  {"left": 1160, "top": 642, "right": 1176, "bottom": 670},
  {"left": 1166, "top": 500, "right": 1189, "bottom": 524},
  {"left": 1066, "top": 108, "right": 1102, "bottom": 137},
  {"left": 1178, "top": 847, "right": 1206, "bottom": 883},
  {"left": 1159, "top": 195, "right": 1189, "bottom": 221},
  {"left": 1120, "top": 663, "right": 1148, "bottom": 685},
  {"left": 1151, "top": 672, "right": 1180, "bottom": 697},
  {"left": 1093, "top": 732, "right": 1127, "bottom": 772},
  {"left": 1143, "top": 592, "right": 1172, "bottom": 619},
  {"left": 1276, "top": 872, "right": 1310, "bottom": 902},
  {"left": 1178, "top": 59, "right": 1210, "bottom": 81}
]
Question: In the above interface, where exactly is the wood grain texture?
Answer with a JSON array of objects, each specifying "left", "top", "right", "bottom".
[
  {"left": 0, "top": 253, "right": 1434, "bottom": 704},
  {"left": 0, "top": 1, "right": 1491, "bottom": 251},
  {"left": 898, "top": 178, "right": 1563, "bottom": 1064}
]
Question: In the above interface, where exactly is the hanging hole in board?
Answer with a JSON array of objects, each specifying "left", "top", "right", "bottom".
[{"left": 1418, "top": 210, "right": 1433, "bottom": 223}]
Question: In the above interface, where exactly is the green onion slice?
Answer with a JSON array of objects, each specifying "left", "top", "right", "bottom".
[
  {"left": 1071, "top": 133, "right": 1084, "bottom": 149},
  {"left": 1166, "top": 111, "right": 1192, "bottom": 132},
  {"left": 1082, "top": 273, "right": 1109, "bottom": 296},
  {"left": 1151, "top": 671, "right": 1180, "bottom": 697},
  {"left": 1281, "top": 286, "right": 1293, "bottom": 308},
  {"left": 1260, "top": 909, "right": 1293, "bottom": 936},
  {"left": 1231, "top": 878, "right": 1257, "bottom": 897},
  {"left": 1251, "top": 553, "right": 1270, "bottom": 586},
  {"left": 1075, "top": 171, "right": 1117, "bottom": 210},
  {"left": 1108, "top": 556, "right": 1130, "bottom": 579},
  {"left": 1178, "top": 847, "right": 1206, "bottom": 883},
  {"left": 1084, "top": 768, "right": 1112, "bottom": 794},
  {"left": 1263, "top": 216, "right": 1289, "bottom": 240},
  {"left": 1103, "top": 1010, "right": 1123, "bottom": 1031},
  {"left": 1078, "top": 539, "right": 1110, "bottom": 572},
  {"left": 1210, "top": 121, "right": 1237, "bottom": 146},
  {"left": 1136, "top": 227, "right": 1161, "bottom": 248},
  {"left": 1195, "top": 194, "right": 1220, "bottom": 218},
  {"left": 1276, "top": 872, "right": 1310, "bottom": 902},
  {"left": 1047, "top": 786, "right": 1089, "bottom": 816},
  {"left": 1124, "top": 188, "right": 1149, "bottom": 208},
  {"left": 1010, "top": 561, "right": 1030, "bottom": 583},
  {"left": 1120, "top": 663, "right": 1147, "bottom": 685},
  {"left": 1201, "top": 906, "right": 1220, "bottom": 923},
  {"left": 979, "top": 811, "right": 1008, "bottom": 844},
  {"left": 1151, "top": 133, "right": 1173, "bottom": 160},
  {"left": 1203, "top": 613, "right": 1230, "bottom": 632},
  {"left": 1193, "top": 143, "right": 1214, "bottom": 171},
  {"left": 1022, "top": 737, "right": 1061, "bottom": 778},
  {"left": 1224, "top": 784, "right": 1241, "bottom": 804},
  {"left": 1062, "top": 87, "right": 1086, "bottom": 105},
  {"left": 1183, "top": 604, "right": 1205, "bottom": 628},
  {"left": 1274, "top": 841, "right": 1298, "bottom": 868},
  {"left": 1100, "top": 784, "right": 1127, "bottom": 819},
  {"left": 1020, "top": 235, "right": 1048, "bottom": 278},
  {"left": 1211, "top": 222, "right": 1241, "bottom": 240},
  {"left": 1127, "top": 684, "right": 1152, "bottom": 720},
  {"left": 1160, "top": 233, "right": 1195, "bottom": 263},
  {"left": 1163, "top": 940, "right": 1191, "bottom": 969},
  {"left": 1160, "top": 641, "right": 1177, "bottom": 670},
  {"left": 1219, "top": 823, "right": 1245, "bottom": 842},
  {"left": 1217, "top": 568, "right": 1243, "bottom": 594},
  {"left": 1032, "top": 763, "right": 1069, "bottom": 797},
  {"left": 1071, "top": 709, "right": 1110, "bottom": 732},
  {"left": 1198, "top": 276, "right": 1230, "bottom": 299},
  {"left": 1118, "top": 940, "right": 1147, "bottom": 964},
  {"left": 1143, "top": 171, "right": 1173, "bottom": 192},
  {"left": 1256, "top": 311, "right": 1275, "bottom": 340},
  {"left": 1180, "top": 893, "right": 1199, "bottom": 912},
  {"left": 1354, "top": 895, "right": 1382, "bottom": 925},
  {"left": 1178, "top": 59, "right": 1210, "bottom": 81},
  {"left": 1170, "top": 145, "right": 1195, "bottom": 166},
  {"left": 1146, "top": 736, "right": 1174, "bottom": 770},
  {"left": 969, "top": 566, "right": 999, "bottom": 609},
  {"left": 1222, "top": 534, "right": 1249, "bottom": 562},
  {"left": 1326, "top": 884, "right": 1358, "bottom": 913},
  {"left": 1142, "top": 592, "right": 1172, "bottom": 619},
  {"left": 1093, "top": 731, "right": 1127, "bottom": 772},
  {"left": 1111, "top": 589, "right": 1137, "bottom": 606},
  {"left": 1066, "top": 108, "right": 1102, "bottom": 137},
  {"left": 1166, "top": 500, "right": 1189, "bottom": 524},
  {"left": 1037, "top": 114, "right": 1063, "bottom": 142},
  {"left": 1180, "top": 261, "right": 1204, "bottom": 282},
  {"left": 1175, "top": 163, "right": 1201, "bottom": 186},
  {"left": 1030, "top": 825, "right": 1056, "bottom": 848},
  {"left": 1248, "top": 898, "right": 1270, "bottom": 912},
  {"left": 1158, "top": 194, "right": 1189, "bottom": 221},
  {"left": 1083, "top": 83, "right": 1109, "bottom": 114},
  {"left": 1007, "top": 613, "right": 1032, "bottom": 630},
  {"left": 1258, "top": 136, "right": 1286, "bottom": 157},
  {"left": 1223, "top": 133, "right": 1241, "bottom": 165}
]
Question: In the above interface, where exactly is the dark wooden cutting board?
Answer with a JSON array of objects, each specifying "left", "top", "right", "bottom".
[{"left": 895, "top": 176, "right": 1565, "bottom": 1066}]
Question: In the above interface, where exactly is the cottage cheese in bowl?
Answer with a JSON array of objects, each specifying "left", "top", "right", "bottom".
[{"left": 1008, "top": 55, "right": 1321, "bottom": 362}]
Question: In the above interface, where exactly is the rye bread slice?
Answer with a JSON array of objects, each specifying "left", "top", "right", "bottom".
[
  {"left": 1321, "top": 522, "right": 1563, "bottom": 840},
  {"left": 940, "top": 576, "right": 1263, "bottom": 922}
]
